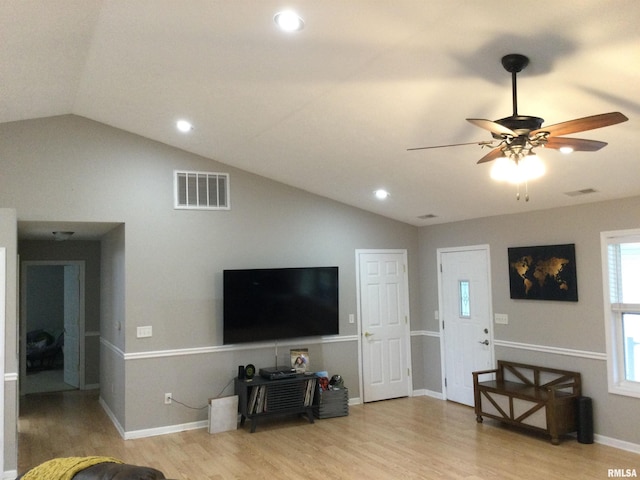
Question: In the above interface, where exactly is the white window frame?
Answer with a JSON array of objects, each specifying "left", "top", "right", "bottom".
[{"left": 601, "top": 228, "right": 640, "bottom": 399}]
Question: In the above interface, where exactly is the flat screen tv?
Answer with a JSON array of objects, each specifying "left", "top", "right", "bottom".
[{"left": 223, "top": 266, "right": 339, "bottom": 344}]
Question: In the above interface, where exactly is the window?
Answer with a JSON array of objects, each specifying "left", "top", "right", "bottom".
[
  {"left": 459, "top": 280, "right": 471, "bottom": 318},
  {"left": 601, "top": 229, "right": 640, "bottom": 398},
  {"left": 174, "top": 170, "right": 230, "bottom": 210}
]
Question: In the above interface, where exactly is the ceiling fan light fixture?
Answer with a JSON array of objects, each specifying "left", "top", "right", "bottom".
[
  {"left": 490, "top": 154, "right": 545, "bottom": 185},
  {"left": 559, "top": 146, "right": 574, "bottom": 154}
]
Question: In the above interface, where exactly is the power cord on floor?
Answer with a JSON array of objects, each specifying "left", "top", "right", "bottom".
[
  {"left": 167, "top": 377, "right": 236, "bottom": 410},
  {"left": 167, "top": 396, "right": 208, "bottom": 410}
]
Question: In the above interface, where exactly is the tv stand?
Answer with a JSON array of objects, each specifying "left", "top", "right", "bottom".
[{"left": 235, "top": 374, "right": 316, "bottom": 433}]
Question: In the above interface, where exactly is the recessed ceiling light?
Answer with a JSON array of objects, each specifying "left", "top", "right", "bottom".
[
  {"left": 274, "top": 10, "right": 304, "bottom": 32},
  {"left": 374, "top": 189, "right": 389, "bottom": 200},
  {"left": 176, "top": 120, "right": 193, "bottom": 133}
]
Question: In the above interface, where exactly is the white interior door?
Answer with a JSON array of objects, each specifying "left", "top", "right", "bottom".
[
  {"left": 63, "top": 265, "right": 80, "bottom": 388},
  {"left": 358, "top": 250, "right": 411, "bottom": 402},
  {"left": 439, "top": 246, "right": 493, "bottom": 406}
]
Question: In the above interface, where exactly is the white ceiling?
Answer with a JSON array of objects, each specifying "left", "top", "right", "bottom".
[{"left": 3, "top": 1, "right": 639, "bottom": 227}]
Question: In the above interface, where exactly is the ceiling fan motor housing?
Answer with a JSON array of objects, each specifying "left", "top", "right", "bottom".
[{"left": 493, "top": 115, "right": 544, "bottom": 139}]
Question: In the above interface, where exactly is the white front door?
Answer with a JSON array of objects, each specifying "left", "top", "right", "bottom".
[
  {"left": 63, "top": 265, "right": 80, "bottom": 388},
  {"left": 358, "top": 250, "right": 411, "bottom": 402},
  {"left": 439, "top": 246, "right": 493, "bottom": 406}
]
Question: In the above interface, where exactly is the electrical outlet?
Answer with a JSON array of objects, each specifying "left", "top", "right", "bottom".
[{"left": 164, "top": 393, "right": 172, "bottom": 404}]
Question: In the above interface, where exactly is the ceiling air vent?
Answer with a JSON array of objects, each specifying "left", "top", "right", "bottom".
[
  {"left": 174, "top": 170, "right": 230, "bottom": 210},
  {"left": 417, "top": 214, "right": 438, "bottom": 220},
  {"left": 564, "top": 188, "right": 597, "bottom": 197}
]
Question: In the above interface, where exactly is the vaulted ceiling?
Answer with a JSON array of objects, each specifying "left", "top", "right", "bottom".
[{"left": 3, "top": 1, "right": 639, "bottom": 226}]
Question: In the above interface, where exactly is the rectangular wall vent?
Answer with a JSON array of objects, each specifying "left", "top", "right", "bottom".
[
  {"left": 174, "top": 170, "right": 230, "bottom": 210},
  {"left": 564, "top": 188, "right": 597, "bottom": 197}
]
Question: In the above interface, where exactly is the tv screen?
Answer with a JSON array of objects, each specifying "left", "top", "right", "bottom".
[{"left": 223, "top": 267, "right": 339, "bottom": 344}]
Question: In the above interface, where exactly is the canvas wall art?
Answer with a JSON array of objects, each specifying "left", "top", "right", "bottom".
[{"left": 508, "top": 243, "right": 578, "bottom": 301}]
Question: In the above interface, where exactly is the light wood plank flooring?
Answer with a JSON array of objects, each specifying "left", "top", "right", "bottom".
[{"left": 18, "top": 390, "right": 639, "bottom": 479}]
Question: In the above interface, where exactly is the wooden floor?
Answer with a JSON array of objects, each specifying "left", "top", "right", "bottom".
[{"left": 18, "top": 390, "right": 639, "bottom": 479}]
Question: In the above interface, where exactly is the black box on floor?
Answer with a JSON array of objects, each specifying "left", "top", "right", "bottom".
[{"left": 313, "top": 387, "right": 349, "bottom": 419}]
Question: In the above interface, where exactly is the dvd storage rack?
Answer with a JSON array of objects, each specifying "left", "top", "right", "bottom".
[{"left": 235, "top": 374, "right": 317, "bottom": 433}]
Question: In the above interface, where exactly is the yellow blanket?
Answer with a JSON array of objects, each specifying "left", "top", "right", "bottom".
[{"left": 22, "top": 456, "right": 123, "bottom": 480}]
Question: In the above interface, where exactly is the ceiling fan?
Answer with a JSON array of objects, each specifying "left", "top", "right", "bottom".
[{"left": 408, "top": 53, "right": 628, "bottom": 197}]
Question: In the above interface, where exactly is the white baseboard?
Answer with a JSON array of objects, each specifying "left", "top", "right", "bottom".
[
  {"left": 412, "top": 389, "right": 444, "bottom": 400},
  {"left": 100, "top": 395, "right": 207, "bottom": 440},
  {"left": 3, "top": 469, "right": 18, "bottom": 479},
  {"left": 594, "top": 434, "right": 640, "bottom": 454},
  {"left": 99, "top": 396, "right": 125, "bottom": 438},
  {"left": 125, "top": 420, "right": 207, "bottom": 440}
]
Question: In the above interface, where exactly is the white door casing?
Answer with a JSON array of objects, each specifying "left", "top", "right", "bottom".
[
  {"left": 438, "top": 246, "right": 494, "bottom": 406},
  {"left": 357, "top": 249, "right": 411, "bottom": 402},
  {"left": 0, "top": 248, "right": 6, "bottom": 472},
  {"left": 63, "top": 265, "right": 81, "bottom": 388}
]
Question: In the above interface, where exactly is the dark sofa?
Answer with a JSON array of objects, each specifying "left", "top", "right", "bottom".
[{"left": 17, "top": 459, "right": 171, "bottom": 480}]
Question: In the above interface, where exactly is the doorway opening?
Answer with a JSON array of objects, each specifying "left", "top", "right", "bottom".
[{"left": 20, "top": 261, "right": 85, "bottom": 395}]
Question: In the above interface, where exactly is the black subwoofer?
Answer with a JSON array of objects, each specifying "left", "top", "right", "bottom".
[{"left": 576, "top": 396, "right": 594, "bottom": 444}]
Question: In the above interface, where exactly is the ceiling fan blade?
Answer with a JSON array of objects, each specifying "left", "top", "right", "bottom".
[
  {"left": 407, "top": 141, "right": 491, "bottom": 152},
  {"left": 544, "top": 137, "right": 608, "bottom": 152},
  {"left": 466, "top": 118, "right": 517, "bottom": 136},
  {"left": 476, "top": 146, "right": 504, "bottom": 164},
  {"left": 531, "top": 112, "right": 628, "bottom": 138}
]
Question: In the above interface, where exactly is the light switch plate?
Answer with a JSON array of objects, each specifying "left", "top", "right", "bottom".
[
  {"left": 494, "top": 314, "right": 508, "bottom": 325},
  {"left": 137, "top": 326, "right": 153, "bottom": 338}
]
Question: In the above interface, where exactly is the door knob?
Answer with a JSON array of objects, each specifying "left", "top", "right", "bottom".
[
  {"left": 478, "top": 339, "right": 489, "bottom": 345},
  {"left": 364, "top": 332, "right": 374, "bottom": 338}
]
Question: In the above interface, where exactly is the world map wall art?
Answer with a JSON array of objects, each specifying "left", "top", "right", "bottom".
[{"left": 508, "top": 243, "right": 578, "bottom": 301}]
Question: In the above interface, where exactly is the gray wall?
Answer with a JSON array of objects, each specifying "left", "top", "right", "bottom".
[
  {"left": 418, "top": 196, "right": 640, "bottom": 445},
  {"left": 0, "top": 208, "right": 18, "bottom": 474},
  {"left": 0, "top": 115, "right": 419, "bottom": 444}
]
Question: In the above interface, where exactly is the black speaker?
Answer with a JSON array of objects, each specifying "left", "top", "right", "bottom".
[
  {"left": 238, "top": 365, "right": 245, "bottom": 380},
  {"left": 576, "top": 396, "right": 594, "bottom": 444}
]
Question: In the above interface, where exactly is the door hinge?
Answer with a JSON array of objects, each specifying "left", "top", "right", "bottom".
[
  {"left": 440, "top": 263, "right": 443, "bottom": 273},
  {"left": 442, "top": 320, "right": 445, "bottom": 330},
  {"left": 444, "top": 378, "right": 447, "bottom": 387}
]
